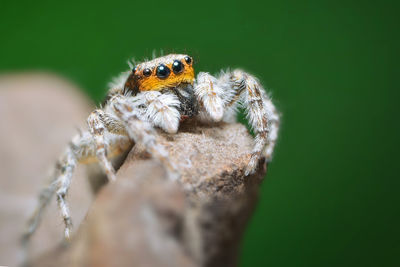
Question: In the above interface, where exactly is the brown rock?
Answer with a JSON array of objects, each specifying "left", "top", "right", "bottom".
[{"left": 31, "top": 121, "right": 266, "bottom": 267}]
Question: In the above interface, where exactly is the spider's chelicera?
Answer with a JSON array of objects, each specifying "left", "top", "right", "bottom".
[{"left": 23, "top": 53, "right": 280, "bottom": 241}]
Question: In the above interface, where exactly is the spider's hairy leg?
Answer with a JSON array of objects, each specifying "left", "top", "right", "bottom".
[
  {"left": 22, "top": 145, "right": 77, "bottom": 244},
  {"left": 260, "top": 95, "right": 280, "bottom": 160},
  {"left": 220, "top": 69, "right": 280, "bottom": 175},
  {"left": 194, "top": 72, "right": 225, "bottom": 122},
  {"left": 21, "top": 161, "right": 62, "bottom": 245},
  {"left": 111, "top": 95, "right": 179, "bottom": 180},
  {"left": 87, "top": 109, "right": 128, "bottom": 182},
  {"left": 55, "top": 147, "right": 76, "bottom": 239},
  {"left": 23, "top": 127, "right": 131, "bottom": 242}
]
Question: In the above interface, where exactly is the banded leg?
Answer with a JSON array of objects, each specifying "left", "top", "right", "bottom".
[
  {"left": 22, "top": 144, "right": 78, "bottom": 243},
  {"left": 112, "top": 97, "right": 178, "bottom": 180},
  {"left": 87, "top": 110, "right": 124, "bottom": 182},
  {"left": 23, "top": 127, "right": 132, "bottom": 242},
  {"left": 195, "top": 70, "right": 280, "bottom": 175},
  {"left": 226, "top": 69, "right": 280, "bottom": 175},
  {"left": 21, "top": 162, "right": 62, "bottom": 245},
  {"left": 260, "top": 95, "right": 280, "bottom": 160},
  {"left": 55, "top": 147, "right": 77, "bottom": 239}
]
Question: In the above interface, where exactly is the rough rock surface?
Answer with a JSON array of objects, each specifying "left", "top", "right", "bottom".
[{"left": 31, "top": 121, "right": 266, "bottom": 267}]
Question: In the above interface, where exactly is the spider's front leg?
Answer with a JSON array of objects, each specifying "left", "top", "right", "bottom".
[
  {"left": 88, "top": 110, "right": 118, "bottom": 182},
  {"left": 110, "top": 93, "right": 180, "bottom": 179},
  {"left": 194, "top": 70, "right": 280, "bottom": 175},
  {"left": 89, "top": 92, "right": 180, "bottom": 179}
]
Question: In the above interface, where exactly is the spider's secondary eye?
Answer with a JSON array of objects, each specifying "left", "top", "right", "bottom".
[
  {"left": 156, "top": 64, "right": 171, "bottom": 79},
  {"left": 184, "top": 56, "right": 192, "bottom": 64},
  {"left": 132, "top": 66, "right": 137, "bottom": 73},
  {"left": 172, "top": 60, "right": 184, "bottom": 74},
  {"left": 143, "top": 68, "right": 152, "bottom": 77}
]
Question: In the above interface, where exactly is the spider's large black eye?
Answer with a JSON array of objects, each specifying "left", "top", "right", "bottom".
[
  {"left": 156, "top": 64, "right": 171, "bottom": 79},
  {"left": 172, "top": 60, "right": 184, "bottom": 74},
  {"left": 143, "top": 68, "right": 152, "bottom": 77},
  {"left": 184, "top": 56, "right": 192, "bottom": 64}
]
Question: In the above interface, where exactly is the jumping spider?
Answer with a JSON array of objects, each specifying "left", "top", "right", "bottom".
[{"left": 23, "top": 54, "right": 280, "bottom": 242}]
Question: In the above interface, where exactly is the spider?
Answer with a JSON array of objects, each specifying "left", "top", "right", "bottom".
[{"left": 22, "top": 53, "right": 280, "bottom": 242}]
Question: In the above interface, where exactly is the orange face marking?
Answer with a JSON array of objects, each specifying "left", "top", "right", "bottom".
[
  {"left": 138, "top": 63, "right": 194, "bottom": 91},
  {"left": 124, "top": 54, "right": 195, "bottom": 95}
]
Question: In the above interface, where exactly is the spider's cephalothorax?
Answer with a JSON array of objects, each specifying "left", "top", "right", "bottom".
[
  {"left": 124, "top": 54, "right": 199, "bottom": 118},
  {"left": 23, "top": 53, "right": 280, "bottom": 242}
]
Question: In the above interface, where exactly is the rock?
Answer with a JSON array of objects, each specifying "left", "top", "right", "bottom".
[
  {"left": 31, "top": 120, "right": 266, "bottom": 267},
  {"left": 33, "top": 161, "right": 197, "bottom": 267}
]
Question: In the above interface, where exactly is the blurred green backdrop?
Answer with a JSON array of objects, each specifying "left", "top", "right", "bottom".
[{"left": 1, "top": 0, "right": 399, "bottom": 266}]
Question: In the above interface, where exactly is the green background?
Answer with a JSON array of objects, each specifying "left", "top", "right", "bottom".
[{"left": 1, "top": 0, "right": 399, "bottom": 266}]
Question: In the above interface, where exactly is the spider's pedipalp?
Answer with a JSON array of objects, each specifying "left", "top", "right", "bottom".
[
  {"left": 194, "top": 72, "right": 225, "bottom": 122},
  {"left": 142, "top": 91, "right": 181, "bottom": 134}
]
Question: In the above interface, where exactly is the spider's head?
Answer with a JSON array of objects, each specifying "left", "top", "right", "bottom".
[{"left": 124, "top": 54, "right": 194, "bottom": 95}]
